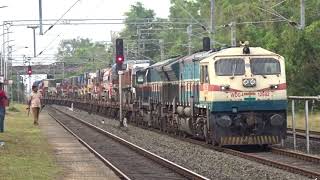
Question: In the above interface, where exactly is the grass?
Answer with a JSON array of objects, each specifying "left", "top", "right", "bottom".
[
  {"left": 0, "top": 104, "right": 60, "bottom": 180},
  {"left": 287, "top": 111, "right": 320, "bottom": 132}
]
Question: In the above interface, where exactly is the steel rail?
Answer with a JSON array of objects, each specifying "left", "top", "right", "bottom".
[
  {"left": 141, "top": 123, "right": 320, "bottom": 179},
  {"left": 223, "top": 147, "right": 320, "bottom": 178},
  {"left": 159, "top": 129, "right": 320, "bottom": 179},
  {"left": 47, "top": 110, "right": 131, "bottom": 180},
  {"left": 49, "top": 106, "right": 210, "bottom": 180},
  {"left": 287, "top": 128, "right": 320, "bottom": 141},
  {"left": 287, "top": 128, "right": 320, "bottom": 136},
  {"left": 271, "top": 147, "right": 320, "bottom": 163},
  {"left": 47, "top": 102, "right": 320, "bottom": 178}
]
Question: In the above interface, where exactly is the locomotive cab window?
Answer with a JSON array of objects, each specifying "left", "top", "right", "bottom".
[
  {"left": 200, "top": 65, "right": 209, "bottom": 83},
  {"left": 137, "top": 74, "right": 144, "bottom": 84},
  {"left": 250, "top": 58, "right": 280, "bottom": 75},
  {"left": 215, "top": 58, "right": 245, "bottom": 76}
]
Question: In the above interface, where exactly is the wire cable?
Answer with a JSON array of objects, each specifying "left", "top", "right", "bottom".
[
  {"left": 43, "top": 0, "right": 81, "bottom": 34},
  {"left": 37, "top": 33, "right": 62, "bottom": 56}
]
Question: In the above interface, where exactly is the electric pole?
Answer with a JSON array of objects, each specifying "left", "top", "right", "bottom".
[
  {"left": 1, "top": 23, "right": 4, "bottom": 76},
  {"left": 210, "top": 0, "right": 215, "bottom": 33},
  {"left": 27, "top": 26, "right": 38, "bottom": 57},
  {"left": 230, "top": 22, "right": 236, "bottom": 47},
  {"left": 159, "top": 39, "right": 164, "bottom": 61},
  {"left": 39, "top": 0, "right": 43, "bottom": 35},
  {"left": 17, "top": 72, "right": 20, "bottom": 103},
  {"left": 210, "top": 0, "right": 215, "bottom": 48},
  {"left": 187, "top": 25, "right": 192, "bottom": 55},
  {"left": 300, "top": 0, "right": 305, "bottom": 29},
  {"left": 3, "top": 23, "right": 12, "bottom": 93},
  {"left": 62, "top": 62, "right": 65, "bottom": 79},
  {"left": 136, "top": 27, "right": 141, "bottom": 60}
]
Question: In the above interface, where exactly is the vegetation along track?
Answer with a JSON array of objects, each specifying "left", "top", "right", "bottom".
[
  {"left": 47, "top": 106, "right": 209, "bottom": 180},
  {"left": 287, "top": 128, "right": 320, "bottom": 141}
]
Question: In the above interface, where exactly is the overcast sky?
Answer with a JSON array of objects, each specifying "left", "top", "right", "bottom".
[{"left": 0, "top": 0, "right": 171, "bottom": 65}]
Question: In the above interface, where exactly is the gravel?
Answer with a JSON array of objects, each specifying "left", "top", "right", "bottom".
[
  {"left": 279, "top": 136, "right": 320, "bottom": 157},
  {"left": 52, "top": 105, "right": 308, "bottom": 180}
]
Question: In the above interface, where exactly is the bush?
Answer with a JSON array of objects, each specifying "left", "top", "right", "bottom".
[{"left": 7, "top": 106, "right": 20, "bottom": 112}]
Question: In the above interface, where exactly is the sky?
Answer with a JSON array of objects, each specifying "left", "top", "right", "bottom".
[
  {"left": 0, "top": 0, "right": 171, "bottom": 92},
  {"left": 0, "top": 0, "right": 171, "bottom": 66}
]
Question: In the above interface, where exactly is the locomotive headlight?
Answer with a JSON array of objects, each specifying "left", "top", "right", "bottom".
[
  {"left": 220, "top": 85, "right": 230, "bottom": 91},
  {"left": 243, "top": 78, "right": 256, "bottom": 87},
  {"left": 243, "top": 79, "right": 250, "bottom": 86},
  {"left": 249, "top": 79, "right": 256, "bottom": 86},
  {"left": 270, "top": 84, "right": 279, "bottom": 89}
]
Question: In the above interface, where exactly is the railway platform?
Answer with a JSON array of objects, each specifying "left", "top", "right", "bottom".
[{"left": 39, "top": 110, "right": 120, "bottom": 180}]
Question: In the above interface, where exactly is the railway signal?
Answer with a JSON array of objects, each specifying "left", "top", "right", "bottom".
[
  {"left": 27, "top": 65, "right": 32, "bottom": 76},
  {"left": 115, "top": 38, "right": 124, "bottom": 71}
]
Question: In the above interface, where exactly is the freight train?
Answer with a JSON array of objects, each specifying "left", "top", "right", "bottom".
[{"left": 43, "top": 42, "right": 287, "bottom": 146}]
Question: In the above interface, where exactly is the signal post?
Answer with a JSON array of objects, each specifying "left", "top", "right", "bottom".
[
  {"left": 118, "top": 70, "right": 124, "bottom": 127},
  {"left": 115, "top": 38, "right": 125, "bottom": 127}
]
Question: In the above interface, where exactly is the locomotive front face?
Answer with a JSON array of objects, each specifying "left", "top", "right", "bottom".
[{"left": 199, "top": 47, "right": 287, "bottom": 145}]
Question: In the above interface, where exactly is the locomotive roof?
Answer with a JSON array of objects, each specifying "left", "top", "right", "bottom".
[
  {"left": 178, "top": 50, "right": 214, "bottom": 63},
  {"left": 148, "top": 57, "right": 180, "bottom": 69},
  {"left": 200, "top": 47, "right": 282, "bottom": 63}
]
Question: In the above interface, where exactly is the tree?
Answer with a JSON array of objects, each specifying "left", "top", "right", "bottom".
[
  {"left": 120, "top": 2, "right": 157, "bottom": 60},
  {"left": 56, "top": 38, "right": 112, "bottom": 77}
]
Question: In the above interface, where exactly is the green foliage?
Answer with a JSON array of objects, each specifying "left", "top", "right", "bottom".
[
  {"left": 0, "top": 104, "right": 60, "bottom": 179},
  {"left": 55, "top": 1, "right": 320, "bottom": 96},
  {"left": 56, "top": 38, "right": 112, "bottom": 78},
  {"left": 7, "top": 105, "right": 20, "bottom": 112},
  {"left": 119, "top": 0, "right": 320, "bottom": 96},
  {"left": 120, "top": 2, "right": 157, "bottom": 60}
]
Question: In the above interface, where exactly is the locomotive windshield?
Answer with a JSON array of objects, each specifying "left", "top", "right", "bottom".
[
  {"left": 137, "top": 75, "right": 144, "bottom": 83},
  {"left": 215, "top": 58, "right": 245, "bottom": 76},
  {"left": 250, "top": 58, "right": 280, "bottom": 75}
]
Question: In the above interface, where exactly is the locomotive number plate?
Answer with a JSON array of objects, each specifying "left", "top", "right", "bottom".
[
  {"left": 230, "top": 92, "right": 256, "bottom": 98},
  {"left": 258, "top": 91, "right": 270, "bottom": 97}
]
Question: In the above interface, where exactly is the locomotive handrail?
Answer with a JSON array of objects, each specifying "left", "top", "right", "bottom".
[
  {"left": 288, "top": 96, "right": 320, "bottom": 101},
  {"left": 287, "top": 95, "right": 320, "bottom": 154}
]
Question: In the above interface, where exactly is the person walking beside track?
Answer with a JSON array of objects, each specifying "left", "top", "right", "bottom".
[
  {"left": 0, "top": 82, "right": 8, "bottom": 146},
  {"left": 28, "top": 85, "right": 42, "bottom": 125}
]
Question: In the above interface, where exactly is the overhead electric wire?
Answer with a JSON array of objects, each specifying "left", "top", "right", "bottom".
[
  {"left": 43, "top": 0, "right": 81, "bottom": 34},
  {"left": 37, "top": 33, "right": 62, "bottom": 56},
  {"left": 271, "top": 0, "right": 287, "bottom": 8},
  {"left": 175, "top": 2, "right": 210, "bottom": 33},
  {"left": 256, "top": 6, "right": 292, "bottom": 23}
]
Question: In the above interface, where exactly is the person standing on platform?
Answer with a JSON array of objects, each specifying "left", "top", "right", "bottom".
[
  {"left": 28, "top": 85, "right": 42, "bottom": 125},
  {"left": 0, "top": 83, "right": 8, "bottom": 146}
]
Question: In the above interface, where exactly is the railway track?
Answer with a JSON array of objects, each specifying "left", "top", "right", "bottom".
[
  {"left": 181, "top": 136, "right": 320, "bottom": 178},
  {"left": 49, "top": 104, "right": 320, "bottom": 179},
  {"left": 47, "top": 106, "right": 209, "bottom": 180},
  {"left": 287, "top": 128, "right": 320, "bottom": 141},
  {"left": 223, "top": 147, "right": 320, "bottom": 179}
]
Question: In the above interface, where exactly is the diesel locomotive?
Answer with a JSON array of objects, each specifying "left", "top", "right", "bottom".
[{"left": 43, "top": 42, "right": 287, "bottom": 146}]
